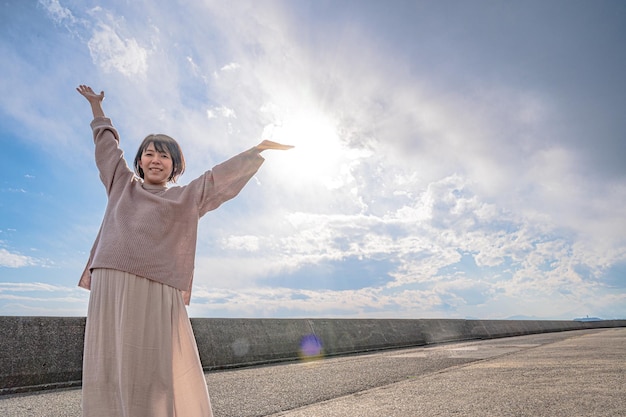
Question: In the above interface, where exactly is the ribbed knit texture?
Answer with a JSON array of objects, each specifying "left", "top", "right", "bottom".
[{"left": 79, "top": 117, "right": 264, "bottom": 304}]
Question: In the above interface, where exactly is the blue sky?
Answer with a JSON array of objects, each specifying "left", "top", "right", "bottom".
[{"left": 1, "top": 0, "right": 625, "bottom": 319}]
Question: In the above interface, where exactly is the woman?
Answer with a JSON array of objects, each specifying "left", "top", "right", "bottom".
[{"left": 76, "top": 85, "right": 291, "bottom": 417}]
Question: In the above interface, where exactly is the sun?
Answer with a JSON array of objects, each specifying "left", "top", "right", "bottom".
[{"left": 262, "top": 108, "right": 349, "bottom": 189}]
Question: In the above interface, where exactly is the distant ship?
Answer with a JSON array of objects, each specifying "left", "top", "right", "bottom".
[{"left": 573, "top": 316, "right": 603, "bottom": 322}]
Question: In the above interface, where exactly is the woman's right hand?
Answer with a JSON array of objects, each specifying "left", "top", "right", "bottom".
[{"left": 76, "top": 85, "right": 104, "bottom": 103}]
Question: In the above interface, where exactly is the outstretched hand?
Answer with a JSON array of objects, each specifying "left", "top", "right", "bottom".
[
  {"left": 77, "top": 84, "right": 106, "bottom": 118},
  {"left": 76, "top": 85, "right": 104, "bottom": 103},
  {"left": 256, "top": 140, "right": 294, "bottom": 152}
]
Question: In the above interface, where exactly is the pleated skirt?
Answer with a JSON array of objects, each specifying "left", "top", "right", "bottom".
[{"left": 82, "top": 269, "right": 213, "bottom": 417}]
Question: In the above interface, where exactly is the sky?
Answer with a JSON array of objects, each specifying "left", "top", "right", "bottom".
[{"left": 0, "top": 0, "right": 625, "bottom": 320}]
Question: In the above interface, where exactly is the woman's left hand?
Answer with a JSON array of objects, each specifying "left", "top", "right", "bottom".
[{"left": 256, "top": 140, "right": 294, "bottom": 151}]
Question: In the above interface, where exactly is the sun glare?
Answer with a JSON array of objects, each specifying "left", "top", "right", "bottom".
[{"left": 263, "top": 110, "right": 349, "bottom": 189}]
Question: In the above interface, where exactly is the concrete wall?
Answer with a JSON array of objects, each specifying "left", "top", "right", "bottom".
[
  {"left": 1, "top": 317, "right": 86, "bottom": 394},
  {"left": 2, "top": 316, "right": 625, "bottom": 394}
]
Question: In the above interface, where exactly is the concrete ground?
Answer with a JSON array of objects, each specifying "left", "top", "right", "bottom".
[{"left": 0, "top": 328, "right": 624, "bottom": 417}]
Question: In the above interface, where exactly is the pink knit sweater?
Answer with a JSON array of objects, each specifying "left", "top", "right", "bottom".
[{"left": 78, "top": 117, "right": 264, "bottom": 304}]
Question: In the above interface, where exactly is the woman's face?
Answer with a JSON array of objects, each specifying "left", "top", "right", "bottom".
[{"left": 139, "top": 142, "right": 173, "bottom": 186}]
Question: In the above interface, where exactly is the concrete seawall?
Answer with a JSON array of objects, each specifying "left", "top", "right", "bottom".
[{"left": 1, "top": 316, "right": 624, "bottom": 394}]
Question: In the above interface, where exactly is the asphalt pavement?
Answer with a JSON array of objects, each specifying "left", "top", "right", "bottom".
[{"left": 1, "top": 328, "right": 624, "bottom": 417}]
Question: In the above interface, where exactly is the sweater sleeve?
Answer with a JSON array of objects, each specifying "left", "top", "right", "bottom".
[
  {"left": 79, "top": 117, "right": 132, "bottom": 291},
  {"left": 195, "top": 147, "right": 265, "bottom": 216},
  {"left": 91, "top": 117, "right": 134, "bottom": 194}
]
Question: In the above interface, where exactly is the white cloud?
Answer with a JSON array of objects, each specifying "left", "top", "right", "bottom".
[
  {"left": 87, "top": 23, "right": 148, "bottom": 77},
  {"left": 222, "top": 235, "right": 260, "bottom": 252},
  {"left": 191, "top": 158, "right": 625, "bottom": 318},
  {"left": 0, "top": 282, "right": 62, "bottom": 292},
  {"left": 207, "top": 106, "right": 237, "bottom": 119},
  {"left": 0, "top": 283, "right": 88, "bottom": 316},
  {"left": 38, "top": 0, "right": 77, "bottom": 26},
  {"left": 0, "top": 249, "right": 36, "bottom": 268},
  {"left": 220, "top": 62, "right": 240, "bottom": 72}
]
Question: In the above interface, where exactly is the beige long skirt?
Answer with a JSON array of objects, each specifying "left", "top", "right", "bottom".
[{"left": 82, "top": 269, "right": 213, "bottom": 417}]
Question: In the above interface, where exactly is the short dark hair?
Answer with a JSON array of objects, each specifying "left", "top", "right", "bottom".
[{"left": 133, "top": 134, "right": 185, "bottom": 183}]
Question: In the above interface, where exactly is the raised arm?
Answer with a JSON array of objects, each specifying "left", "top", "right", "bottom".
[
  {"left": 255, "top": 140, "right": 294, "bottom": 152},
  {"left": 76, "top": 85, "right": 106, "bottom": 118}
]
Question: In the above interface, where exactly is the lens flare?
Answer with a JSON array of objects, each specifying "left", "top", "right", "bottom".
[{"left": 299, "top": 334, "right": 324, "bottom": 362}]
